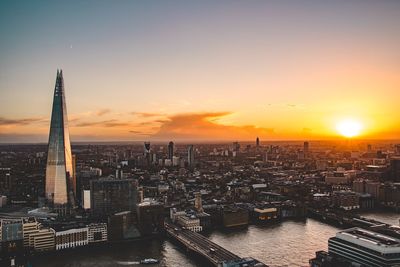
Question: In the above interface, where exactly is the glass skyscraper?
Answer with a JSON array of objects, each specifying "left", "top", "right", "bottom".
[{"left": 45, "top": 70, "right": 74, "bottom": 206}]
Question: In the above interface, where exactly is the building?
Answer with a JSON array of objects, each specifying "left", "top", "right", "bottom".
[
  {"left": 256, "top": 137, "right": 260, "bottom": 148},
  {"left": 28, "top": 228, "right": 55, "bottom": 252},
  {"left": 45, "top": 70, "right": 75, "bottom": 207},
  {"left": 87, "top": 223, "right": 107, "bottom": 243},
  {"left": 390, "top": 158, "right": 400, "bottom": 182},
  {"left": 136, "top": 200, "right": 164, "bottom": 235},
  {"left": 325, "top": 171, "right": 355, "bottom": 184},
  {"left": 1, "top": 219, "right": 23, "bottom": 256},
  {"left": 332, "top": 191, "right": 360, "bottom": 210},
  {"left": 352, "top": 179, "right": 365, "bottom": 194},
  {"left": 328, "top": 228, "right": 400, "bottom": 267},
  {"left": 55, "top": 227, "right": 88, "bottom": 250},
  {"left": 222, "top": 206, "right": 249, "bottom": 228},
  {"left": 365, "top": 181, "right": 381, "bottom": 199},
  {"left": 194, "top": 192, "right": 204, "bottom": 213},
  {"left": 144, "top": 142, "right": 151, "bottom": 165},
  {"left": 172, "top": 156, "right": 180, "bottom": 167},
  {"left": 90, "top": 178, "right": 137, "bottom": 216},
  {"left": 176, "top": 215, "right": 202, "bottom": 232},
  {"left": 188, "top": 145, "right": 195, "bottom": 168},
  {"left": 0, "top": 195, "right": 7, "bottom": 208},
  {"left": 22, "top": 218, "right": 40, "bottom": 247},
  {"left": 82, "top": 189, "right": 91, "bottom": 210},
  {"left": 168, "top": 141, "right": 174, "bottom": 160},
  {"left": 304, "top": 141, "right": 309, "bottom": 156},
  {"left": 108, "top": 211, "right": 140, "bottom": 241},
  {"left": 309, "top": 251, "right": 354, "bottom": 267},
  {"left": 253, "top": 207, "right": 279, "bottom": 223}
]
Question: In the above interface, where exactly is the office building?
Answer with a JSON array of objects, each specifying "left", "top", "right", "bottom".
[
  {"left": 188, "top": 145, "right": 195, "bottom": 168},
  {"left": 1, "top": 219, "right": 24, "bottom": 256},
  {"left": 168, "top": 141, "right": 174, "bottom": 159},
  {"left": 22, "top": 218, "right": 40, "bottom": 247},
  {"left": 108, "top": 211, "right": 140, "bottom": 241},
  {"left": 136, "top": 200, "right": 164, "bottom": 235},
  {"left": 304, "top": 141, "right": 309, "bottom": 156},
  {"left": 45, "top": 70, "right": 75, "bottom": 207},
  {"left": 28, "top": 228, "right": 55, "bottom": 252},
  {"left": 90, "top": 178, "right": 137, "bottom": 216},
  {"left": 87, "top": 223, "right": 108, "bottom": 243},
  {"left": 55, "top": 227, "right": 88, "bottom": 250},
  {"left": 328, "top": 228, "right": 400, "bottom": 267}
]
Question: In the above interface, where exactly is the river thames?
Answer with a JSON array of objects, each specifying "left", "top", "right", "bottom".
[{"left": 31, "top": 211, "right": 399, "bottom": 267}]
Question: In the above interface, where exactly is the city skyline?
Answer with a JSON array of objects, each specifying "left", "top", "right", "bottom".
[{"left": 1, "top": 1, "right": 400, "bottom": 142}]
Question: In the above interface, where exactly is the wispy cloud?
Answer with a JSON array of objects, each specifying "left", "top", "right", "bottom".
[
  {"left": 96, "top": 109, "right": 111, "bottom": 116},
  {"left": 129, "top": 130, "right": 152, "bottom": 135},
  {"left": 74, "top": 119, "right": 130, "bottom": 128},
  {"left": 131, "top": 112, "right": 165, "bottom": 118},
  {"left": 0, "top": 117, "right": 47, "bottom": 126}
]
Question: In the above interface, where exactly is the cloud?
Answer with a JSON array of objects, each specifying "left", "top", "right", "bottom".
[
  {"left": 151, "top": 112, "right": 274, "bottom": 141},
  {"left": 0, "top": 117, "right": 47, "bottom": 126},
  {"left": 74, "top": 119, "right": 130, "bottom": 128},
  {"left": 96, "top": 109, "right": 111, "bottom": 116},
  {"left": 129, "top": 130, "right": 152, "bottom": 135},
  {"left": 131, "top": 112, "right": 165, "bottom": 118}
]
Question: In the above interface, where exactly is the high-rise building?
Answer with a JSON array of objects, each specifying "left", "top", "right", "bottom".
[
  {"left": 256, "top": 137, "right": 260, "bottom": 148},
  {"left": 194, "top": 192, "right": 203, "bottom": 213},
  {"left": 304, "top": 141, "right": 309, "bottom": 156},
  {"left": 45, "top": 70, "right": 75, "bottom": 207},
  {"left": 144, "top": 142, "right": 151, "bottom": 166},
  {"left": 390, "top": 157, "right": 400, "bottom": 182},
  {"left": 188, "top": 145, "right": 195, "bottom": 168},
  {"left": 90, "top": 178, "right": 138, "bottom": 216},
  {"left": 395, "top": 144, "right": 400, "bottom": 155},
  {"left": 168, "top": 141, "right": 174, "bottom": 160}
]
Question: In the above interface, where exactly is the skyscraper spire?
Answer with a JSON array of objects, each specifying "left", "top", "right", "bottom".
[{"left": 45, "top": 70, "right": 75, "bottom": 207}]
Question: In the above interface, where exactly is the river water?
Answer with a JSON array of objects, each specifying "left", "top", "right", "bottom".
[{"left": 31, "top": 211, "right": 399, "bottom": 267}]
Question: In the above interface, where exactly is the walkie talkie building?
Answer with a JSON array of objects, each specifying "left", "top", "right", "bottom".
[{"left": 45, "top": 70, "right": 74, "bottom": 206}]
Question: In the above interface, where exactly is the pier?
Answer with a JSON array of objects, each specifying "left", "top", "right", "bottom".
[{"left": 165, "top": 222, "right": 267, "bottom": 267}]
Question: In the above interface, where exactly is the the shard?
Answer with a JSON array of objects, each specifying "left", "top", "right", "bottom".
[{"left": 45, "top": 70, "right": 74, "bottom": 206}]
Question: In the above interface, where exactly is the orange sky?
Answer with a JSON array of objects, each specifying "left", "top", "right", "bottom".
[{"left": 1, "top": 1, "right": 400, "bottom": 142}]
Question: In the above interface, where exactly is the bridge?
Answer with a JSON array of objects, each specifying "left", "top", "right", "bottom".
[{"left": 165, "top": 222, "right": 267, "bottom": 267}]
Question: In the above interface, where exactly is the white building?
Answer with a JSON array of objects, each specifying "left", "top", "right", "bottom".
[
  {"left": 87, "top": 223, "right": 107, "bottom": 243},
  {"left": 82, "top": 189, "right": 91, "bottom": 209},
  {"left": 55, "top": 227, "right": 89, "bottom": 250},
  {"left": 176, "top": 215, "right": 202, "bottom": 232}
]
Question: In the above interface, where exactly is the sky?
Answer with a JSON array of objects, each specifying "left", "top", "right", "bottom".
[{"left": 0, "top": 1, "right": 399, "bottom": 143}]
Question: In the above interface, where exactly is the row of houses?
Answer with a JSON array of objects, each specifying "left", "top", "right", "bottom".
[{"left": 0, "top": 218, "right": 107, "bottom": 255}]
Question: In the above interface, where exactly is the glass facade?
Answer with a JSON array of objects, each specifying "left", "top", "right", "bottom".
[{"left": 45, "top": 70, "right": 74, "bottom": 205}]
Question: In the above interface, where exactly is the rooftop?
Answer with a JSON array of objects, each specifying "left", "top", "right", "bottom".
[{"left": 335, "top": 227, "right": 400, "bottom": 253}]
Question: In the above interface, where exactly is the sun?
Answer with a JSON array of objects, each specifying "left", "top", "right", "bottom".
[{"left": 336, "top": 119, "right": 363, "bottom": 138}]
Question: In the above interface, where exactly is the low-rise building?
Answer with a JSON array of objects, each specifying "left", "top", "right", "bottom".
[
  {"left": 329, "top": 228, "right": 400, "bottom": 267},
  {"left": 332, "top": 191, "right": 360, "bottom": 210},
  {"left": 88, "top": 223, "right": 107, "bottom": 243},
  {"left": 28, "top": 228, "right": 55, "bottom": 252},
  {"left": 55, "top": 227, "right": 89, "bottom": 250},
  {"left": 176, "top": 215, "right": 202, "bottom": 232}
]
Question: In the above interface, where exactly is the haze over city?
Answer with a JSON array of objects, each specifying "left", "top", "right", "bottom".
[{"left": 1, "top": 1, "right": 400, "bottom": 143}]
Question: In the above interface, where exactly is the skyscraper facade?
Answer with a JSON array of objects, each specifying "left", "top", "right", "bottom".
[
  {"left": 188, "top": 145, "right": 195, "bottom": 168},
  {"left": 45, "top": 70, "right": 74, "bottom": 206},
  {"left": 168, "top": 141, "right": 174, "bottom": 160}
]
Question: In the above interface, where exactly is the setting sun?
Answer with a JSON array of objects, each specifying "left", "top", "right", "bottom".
[{"left": 336, "top": 119, "right": 363, "bottom": 138}]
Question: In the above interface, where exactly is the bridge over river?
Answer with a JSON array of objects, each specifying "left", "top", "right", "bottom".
[{"left": 165, "top": 222, "right": 268, "bottom": 267}]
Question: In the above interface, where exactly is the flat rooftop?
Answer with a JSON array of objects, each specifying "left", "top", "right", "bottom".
[{"left": 337, "top": 227, "right": 400, "bottom": 248}]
